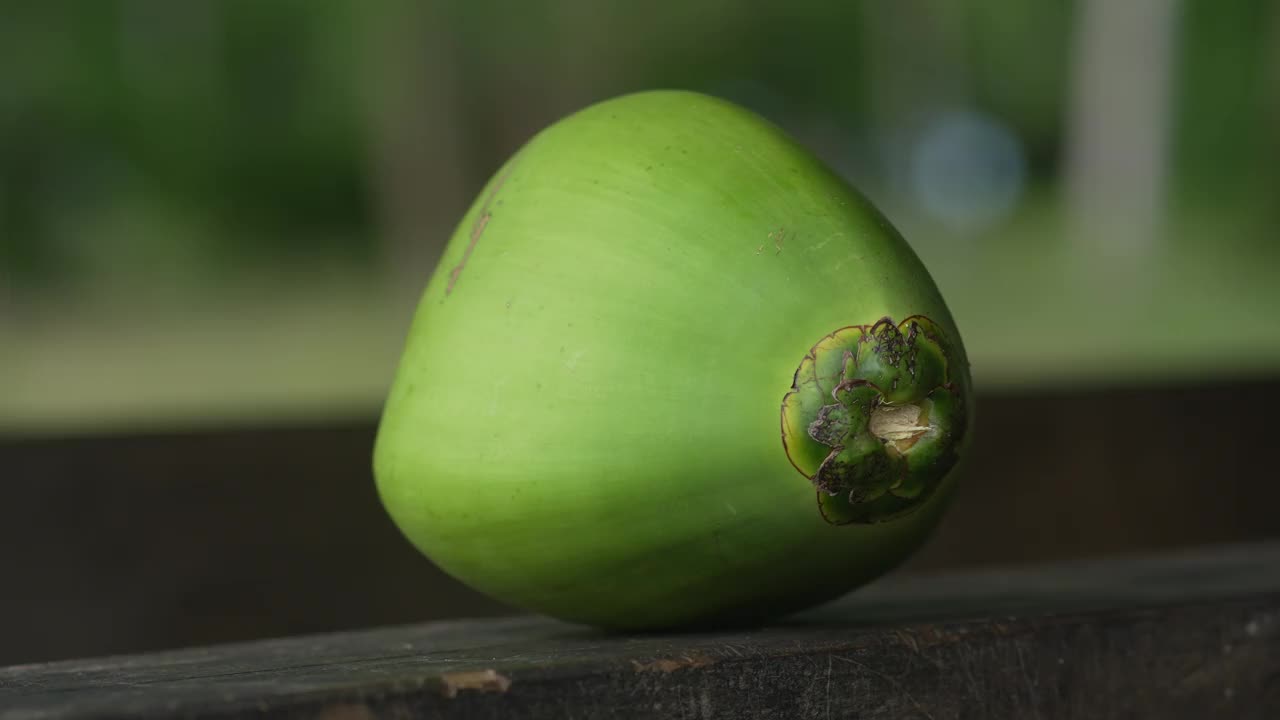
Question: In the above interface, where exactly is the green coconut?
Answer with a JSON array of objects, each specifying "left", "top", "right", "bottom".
[{"left": 373, "top": 90, "right": 973, "bottom": 630}]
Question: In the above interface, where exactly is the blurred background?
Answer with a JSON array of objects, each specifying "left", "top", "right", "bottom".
[{"left": 2, "top": 0, "right": 1278, "bottom": 666}]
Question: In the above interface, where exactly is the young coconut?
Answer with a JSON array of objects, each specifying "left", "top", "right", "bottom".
[{"left": 373, "top": 90, "right": 973, "bottom": 630}]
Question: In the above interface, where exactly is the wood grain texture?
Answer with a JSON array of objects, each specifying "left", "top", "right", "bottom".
[{"left": 3, "top": 542, "right": 1278, "bottom": 719}]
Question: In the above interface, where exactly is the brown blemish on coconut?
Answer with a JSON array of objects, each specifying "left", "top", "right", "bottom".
[{"left": 445, "top": 161, "right": 519, "bottom": 297}]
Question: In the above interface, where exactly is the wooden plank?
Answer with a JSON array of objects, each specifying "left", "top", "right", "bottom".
[
  {"left": 3, "top": 542, "right": 1279, "bottom": 719},
  {"left": 4, "top": 378, "right": 1280, "bottom": 669}
]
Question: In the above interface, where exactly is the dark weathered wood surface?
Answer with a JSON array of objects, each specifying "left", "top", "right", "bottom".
[
  {"left": 6, "top": 379, "right": 1280, "bottom": 668},
  {"left": 3, "top": 542, "right": 1279, "bottom": 720}
]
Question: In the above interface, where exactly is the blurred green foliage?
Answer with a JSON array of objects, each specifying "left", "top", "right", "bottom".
[
  {"left": 1, "top": 1, "right": 1277, "bottom": 430},
  {"left": 1, "top": 2, "right": 371, "bottom": 290},
  {"left": 3, "top": 1, "right": 1275, "bottom": 289},
  {"left": 1172, "top": 0, "right": 1279, "bottom": 207}
]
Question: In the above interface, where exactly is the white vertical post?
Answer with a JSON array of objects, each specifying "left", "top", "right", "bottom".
[{"left": 1064, "top": 0, "right": 1182, "bottom": 263}]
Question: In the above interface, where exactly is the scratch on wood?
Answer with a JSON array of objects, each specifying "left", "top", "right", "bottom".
[
  {"left": 1013, "top": 640, "right": 1043, "bottom": 719},
  {"left": 894, "top": 629, "right": 946, "bottom": 671},
  {"left": 438, "top": 669, "right": 512, "bottom": 699},
  {"left": 445, "top": 161, "right": 518, "bottom": 296},
  {"left": 825, "top": 654, "right": 833, "bottom": 720},
  {"left": 632, "top": 652, "right": 715, "bottom": 673},
  {"left": 831, "top": 654, "right": 936, "bottom": 720}
]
